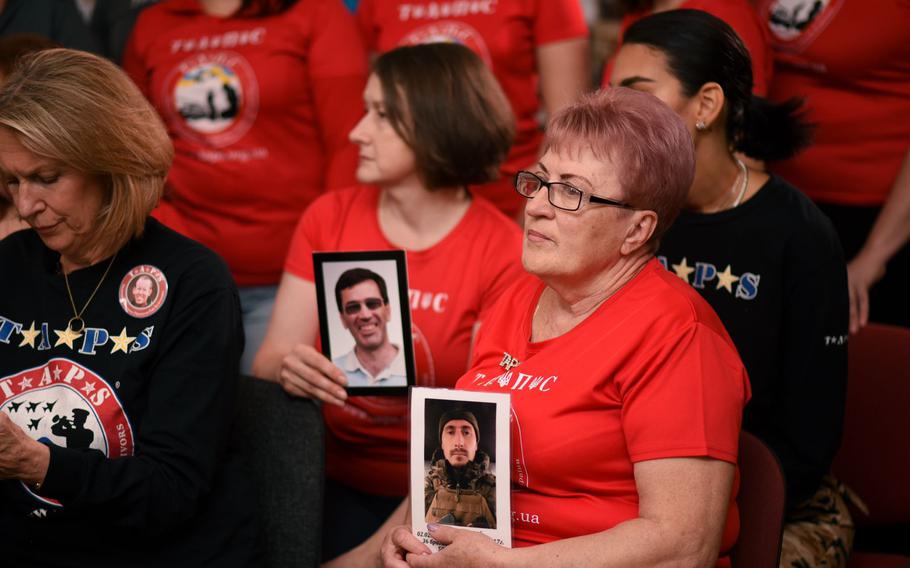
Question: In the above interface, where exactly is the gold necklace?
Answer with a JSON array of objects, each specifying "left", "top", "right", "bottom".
[{"left": 63, "top": 253, "right": 117, "bottom": 333}]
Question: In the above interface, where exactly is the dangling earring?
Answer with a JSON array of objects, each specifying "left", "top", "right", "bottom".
[{"left": 695, "top": 120, "right": 707, "bottom": 132}]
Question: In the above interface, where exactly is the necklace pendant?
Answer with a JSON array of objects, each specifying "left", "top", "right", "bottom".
[
  {"left": 63, "top": 252, "right": 117, "bottom": 338},
  {"left": 67, "top": 316, "right": 86, "bottom": 334}
]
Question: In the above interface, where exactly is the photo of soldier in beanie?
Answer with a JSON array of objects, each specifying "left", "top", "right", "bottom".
[{"left": 424, "top": 403, "right": 497, "bottom": 528}]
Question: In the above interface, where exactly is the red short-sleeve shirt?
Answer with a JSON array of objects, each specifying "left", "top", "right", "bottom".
[
  {"left": 285, "top": 186, "right": 525, "bottom": 494},
  {"left": 457, "top": 260, "right": 750, "bottom": 562}
]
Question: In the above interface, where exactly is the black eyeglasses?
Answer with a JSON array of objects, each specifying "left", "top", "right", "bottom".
[
  {"left": 514, "top": 171, "right": 635, "bottom": 212},
  {"left": 343, "top": 298, "right": 385, "bottom": 315}
]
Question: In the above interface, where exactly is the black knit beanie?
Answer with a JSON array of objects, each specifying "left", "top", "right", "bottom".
[{"left": 437, "top": 407, "right": 479, "bottom": 444}]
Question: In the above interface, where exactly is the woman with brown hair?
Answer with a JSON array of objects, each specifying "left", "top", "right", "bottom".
[
  {"left": 253, "top": 42, "right": 525, "bottom": 561},
  {"left": 356, "top": 0, "right": 590, "bottom": 219},
  {"left": 0, "top": 49, "right": 257, "bottom": 566}
]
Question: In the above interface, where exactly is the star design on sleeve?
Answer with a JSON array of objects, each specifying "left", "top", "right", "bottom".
[
  {"left": 671, "top": 257, "right": 695, "bottom": 282},
  {"left": 18, "top": 377, "right": 33, "bottom": 390},
  {"left": 109, "top": 327, "right": 136, "bottom": 354},
  {"left": 54, "top": 326, "right": 83, "bottom": 349},
  {"left": 716, "top": 264, "right": 740, "bottom": 293},
  {"left": 81, "top": 381, "right": 97, "bottom": 395},
  {"left": 18, "top": 321, "right": 41, "bottom": 348}
]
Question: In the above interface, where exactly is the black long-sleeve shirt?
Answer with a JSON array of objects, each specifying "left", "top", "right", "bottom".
[
  {"left": 0, "top": 219, "right": 258, "bottom": 566},
  {"left": 658, "top": 175, "right": 848, "bottom": 513}
]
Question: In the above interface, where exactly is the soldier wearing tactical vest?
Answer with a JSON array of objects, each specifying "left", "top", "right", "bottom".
[{"left": 424, "top": 408, "right": 497, "bottom": 529}]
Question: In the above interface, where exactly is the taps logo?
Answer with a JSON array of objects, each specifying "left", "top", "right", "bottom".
[
  {"left": 1, "top": 358, "right": 134, "bottom": 507},
  {"left": 162, "top": 52, "right": 260, "bottom": 148},
  {"left": 119, "top": 265, "right": 168, "bottom": 318},
  {"left": 499, "top": 352, "right": 520, "bottom": 371},
  {"left": 766, "top": 0, "right": 839, "bottom": 43},
  {"left": 400, "top": 22, "right": 492, "bottom": 68}
]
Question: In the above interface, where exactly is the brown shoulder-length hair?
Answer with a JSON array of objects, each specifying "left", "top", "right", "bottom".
[
  {"left": 0, "top": 48, "right": 172, "bottom": 257},
  {"left": 373, "top": 43, "right": 515, "bottom": 190}
]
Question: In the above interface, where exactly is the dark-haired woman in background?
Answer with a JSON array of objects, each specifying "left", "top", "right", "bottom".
[
  {"left": 611, "top": 10, "right": 851, "bottom": 566},
  {"left": 600, "top": 0, "right": 771, "bottom": 95},
  {"left": 253, "top": 43, "right": 524, "bottom": 562}
]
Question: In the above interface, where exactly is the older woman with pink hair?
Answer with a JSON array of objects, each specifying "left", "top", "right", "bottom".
[{"left": 338, "top": 87, "right": 750, "bottom": 568}]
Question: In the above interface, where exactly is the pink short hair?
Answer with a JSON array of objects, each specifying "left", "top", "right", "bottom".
[{"left": 543, "top": 87, "right": 695, "bottom": 249}]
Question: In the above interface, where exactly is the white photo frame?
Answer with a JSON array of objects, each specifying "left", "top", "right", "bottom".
[{"left": 410, "top": 387, "right": 511, "bottom": 551}]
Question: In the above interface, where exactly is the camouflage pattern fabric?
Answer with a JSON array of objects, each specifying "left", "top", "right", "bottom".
[
  {"left": 426, "top": 486, "right": 496, "bottom": 528},
  {"left": 424, "top": 449, "right": 496, "bottom": 528},
  {"left": 780, "top": 475, "right": 866, "bottom": 567}
]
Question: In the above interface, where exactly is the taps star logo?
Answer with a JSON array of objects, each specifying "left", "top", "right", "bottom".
[{"left": 1, "top": 358, "right": 135, "bottom": 508}]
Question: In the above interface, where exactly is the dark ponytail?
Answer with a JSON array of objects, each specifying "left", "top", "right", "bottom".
[
  {"left": 623, "top": 9, "right": 812, "bottom": 161},
  {"left": 740, "top": 96, "right": 812, "bottom": 160}
]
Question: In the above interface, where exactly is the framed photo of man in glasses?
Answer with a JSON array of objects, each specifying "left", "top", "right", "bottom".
[{"left": 313, "top": 250, "right": 415, "bottom": 395}]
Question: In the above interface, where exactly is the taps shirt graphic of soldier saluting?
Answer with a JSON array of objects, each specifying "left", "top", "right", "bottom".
[{"left": 0, "top": 219, "right": 257, "bottom": 566}]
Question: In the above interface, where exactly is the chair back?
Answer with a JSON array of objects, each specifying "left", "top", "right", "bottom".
[
  {"left": 833, "top": 323, "right": 910, "bottom": 526},
  {"left": 234, "top": 375, "right": 324, "bottom": 567},
  {"left": 731, "top": 430, "right": 786, "bottom": 568}
]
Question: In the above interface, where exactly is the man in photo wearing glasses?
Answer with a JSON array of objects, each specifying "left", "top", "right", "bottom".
[{"left": 333, "top": 267, "right": 407, "bottom": 387}]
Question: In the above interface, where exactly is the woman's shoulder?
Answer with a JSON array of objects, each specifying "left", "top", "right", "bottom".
[
  {"left": 131, "top": 219, "right": 235, "bottom": 291},
  {"left": 629, "top": 260, "right": 733, "bottom": 336},
  {"left": 481, "top": 273, "right": 541, "bottom": 322},
  {"left": 308, "top": 185, "right": 377, "bottom": 216},
  {"left": 759, "top": 175, "right": 842, "bottom": 257},
  {"left": 0, "top": 227, "right": 40, "bottom": 257},
  {"left": 300, "top": 186, "right": 379, "bottom": 236},
  {"left": 699, "top": 174, "right": 841, "bottom": 249}
]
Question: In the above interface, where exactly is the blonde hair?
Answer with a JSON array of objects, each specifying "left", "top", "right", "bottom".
[{"left": 0, "top": 48, "right": 173, "bottom": 256}]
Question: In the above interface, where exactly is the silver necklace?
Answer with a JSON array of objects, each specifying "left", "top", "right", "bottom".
[{"left": 730, "top": 158, "right": 749, "bottom": 208}]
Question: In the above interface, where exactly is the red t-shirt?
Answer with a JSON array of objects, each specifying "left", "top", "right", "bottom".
[
  {"left": 456, "top": 259, "right": 750, "bottom": 564},
  {"left": 760, "top": 0, "right": 910, "bottom": 206},
  {"left": 123, "top": 0, "right": 368, "bottom": 285},
  {"left": 356, "top": 0, "right": 588, "bottom": 218},
  {"left": 285, "top": 186, "right": 526, "bottom": 495},
  {"left": 601, "top": 0, "right": 773, "bottom": 96}
]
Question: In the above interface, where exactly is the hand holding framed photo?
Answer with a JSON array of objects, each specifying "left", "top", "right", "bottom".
[
  {"left": 313, "top": 251, "right": 415, "bottom": 396},
  {"left": 410, "top": 387, "right": 511, "bottom": 552}
]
